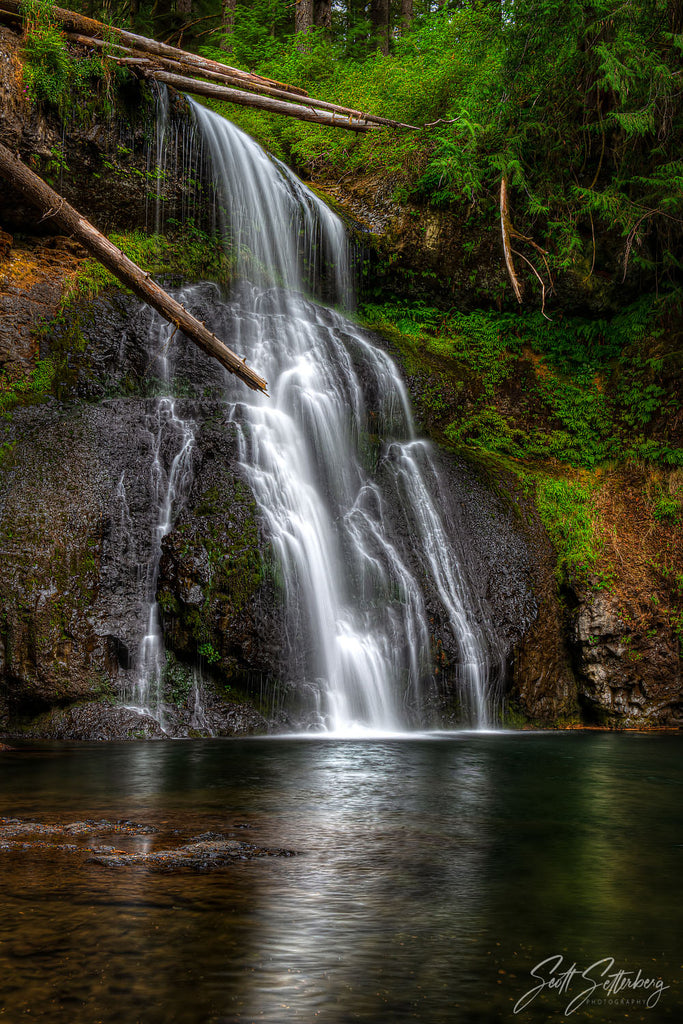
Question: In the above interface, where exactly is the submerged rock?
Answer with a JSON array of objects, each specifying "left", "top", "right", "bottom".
[
  {"left": 0, "top": 816, "right": 297, "bottom": 871},
  {"left": 88, "top": 837, "right": 297, "bottom": 872},
  {"left": 0, "top": 817, "right": 159, "bottom": 838}
]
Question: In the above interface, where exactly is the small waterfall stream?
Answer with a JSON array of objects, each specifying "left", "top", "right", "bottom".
[
  {"left": 123, "top": 314, "right": 197, "bottom": 724},
  {"left": 186, "top": 102, "right": 499, "bottom": 730}
]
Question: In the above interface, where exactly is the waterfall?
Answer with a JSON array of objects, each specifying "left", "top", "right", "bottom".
[
  {"left": 122, "top": 312, "right": 197, "bottom": 725},
  {"left": 188, "top": 101, "right": 500, "bottom": 731}
]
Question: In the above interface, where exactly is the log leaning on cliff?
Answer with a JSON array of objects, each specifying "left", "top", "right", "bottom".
[
  {"left": 117, "top": 67, "right": 376, "bottom": 132},
  {"left": 0, "top": 143, "right": 268, "bottom": 394},
  {"left": 69, "top": 36, "right": 417, "bottom": 131},
  {"left": 0, "top": 2, "right": 418, "bottom": 130},
  {"left": 0, "top": 0, "right": 306, "bottom": 96}
]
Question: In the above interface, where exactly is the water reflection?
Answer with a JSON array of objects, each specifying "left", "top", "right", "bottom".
[
  {"left": 238, "top": 741, "right": 494, "bottom": 1023},
  {"left": 0, "top": 735, "right": 680, "bottom": 1022}
]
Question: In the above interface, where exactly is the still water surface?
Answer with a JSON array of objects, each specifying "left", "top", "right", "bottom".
[{"left": 1, "top": 732, "right": 681, "bottom": 1022}]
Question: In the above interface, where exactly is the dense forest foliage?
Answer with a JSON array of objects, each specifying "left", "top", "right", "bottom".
[{"left": 21, "top": 0, "right": 683, "bottom": 299}]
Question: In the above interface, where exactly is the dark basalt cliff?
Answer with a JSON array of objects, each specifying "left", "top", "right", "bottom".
[
  {"left": 0, "top": 291, "right": 276, "bottom": 737},
  {"left": 0, "top": 21, "right": 681, "bottom": 736},
  {"left": 0, "top": 275, "right": 679, "bottom": 736},
  {"left": 0, "top": 26, "right": 196, "bottom": 237}
]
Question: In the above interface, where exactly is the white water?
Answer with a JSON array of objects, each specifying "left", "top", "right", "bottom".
[
  {"left": 191, "top": 102, "right": 499, "bottom": 731},
  {"left": 124, "top": 315, "right": 197, "bottom": 724}
]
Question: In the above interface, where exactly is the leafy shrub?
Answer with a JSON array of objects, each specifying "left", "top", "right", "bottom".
[
  {"left": 20, "top": 0, "right": 126, "bottom": 113},
  {"left": 21, "top": 20, "right": 71, "bottom": 106},
  {"left": 198, "top": 642, "right": 221, "bottom": 665},
  {"left": 652, "top": 488, "right": 682, "bottom": 524}
]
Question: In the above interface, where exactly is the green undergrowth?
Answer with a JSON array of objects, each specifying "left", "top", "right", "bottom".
[
  {"left": 199, "top": 0, "right": 683, "bottom": 303},
  {"left": 20, "top": 0, "right": 130, "bottom": 115},
  {"left": 192, "top": 26, "right": 439, "bottom": 175},
  {"left": 534, "top": 476, "right": 610, "bottom": 589},
  {"left": 0, "top": 359, "right": 55, "bottom": 417},
  {"left": 65, "top": 226, "right": 232, "bottom": 305},
  {"left": 361, "top": 297, "right": 683, "bottom": 472},
  {"left": 21, "top": 1, "right": 683, "bottom": 308}
]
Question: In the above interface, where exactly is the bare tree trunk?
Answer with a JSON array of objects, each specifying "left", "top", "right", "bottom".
[
  {"left": 0, "top": 0, "right": 308, "bottom": 95},
  {"left": 221, "top": 0, "right": 236, "bottom": 49},
  {"left": 370, "top": 0, "right": 389, "bottom": 55},
  {"left": 0, "top": 142, "right": 267, "bottom": 393},
  {"left": 400, "top": 0, "right": 412, "bottom": 35},
  {"left": 295, "top": 0, "right": 314, "bottom": 35},
  {"left": 0, "top": 1, "right": 419, "bottom": 126},
  {"left": 314, "top": 0, "right": 332, "bottom": 30},
  {"left": 177, "top": 0, "right": 192, "bottom": 14},
  {"left": 89, "top": 39, "right": 418, "bottom": 127},
  {"left": 500, "top": 176, "right": 523, "bottom": 304},
  {"left": 131, "top": 66, "right": 375, "bottom": 130}
]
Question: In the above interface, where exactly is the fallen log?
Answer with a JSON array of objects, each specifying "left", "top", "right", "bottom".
[
  {"left": 0, "top": 2, "right": 417, "bottom": 129},
  {"left": 0, "top": 142, "right": 268, "bottom": 394},
  {"left": 129, "top": 67, "right": 378, "bottom": 131},
  {"left": 0, "top": 0, "right": 307, "bottom": 96},
  {"left": 70, "top": 34, "right": 419, "bottom": 130}
]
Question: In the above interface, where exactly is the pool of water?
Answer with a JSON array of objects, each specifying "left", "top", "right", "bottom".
[{"left": 1, "top": 732, "right": 681, "bottom": 1022}]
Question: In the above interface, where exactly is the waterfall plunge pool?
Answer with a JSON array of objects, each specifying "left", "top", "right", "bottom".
[{"left": 1, "top": 732, "right": 680, "bottom": 1022}]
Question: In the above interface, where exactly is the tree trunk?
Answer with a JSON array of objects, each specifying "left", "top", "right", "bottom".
[
  {"left": 177, "top": 0, "right": 192, "bottom": 14},
  {"left": 669, "top": 0, "right": 683, "bottom": 32},
  {"left": 295, "top": 0, "right": 314, "bottom": 35},
  {"left": 0, "top": 142, "right": 267, "bottom": 394},
  {"left": 0, "top": 1, "right": 419, "bottom": 126},
  {"left": 314, "top": 0, "right": 332, "bottom": 30},
  {"left": 370, "top": 0, "right": 390, "bottom": 55},
  {"left": 400, "top": 0, "right": 412, "bottom": 35},
  {"left": 500, "top": 176, "right": 523, "bottom": 304},
  {"left": 91, "top": 41, "right": 418, "bottom": 128},
  {"left": 221, "top": 0, "right": 236, "bottom": 49},
  {"left": 0, "top": 0, "right": 308, "bottom": 95}
]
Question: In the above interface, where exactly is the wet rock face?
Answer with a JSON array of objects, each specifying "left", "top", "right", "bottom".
[
  {"left": 408, "top": 453, "right": 540, "bottom": 717},
  {"left": 506, "top": 499, "right": 580, "bottom": 724},
  {"left": 571, "top": 590, "right": 682, "bottom": 727},
  {"left": 0, "top": 282, "right": 540, "bottom": 734},
  {"left": 4, "top": 699, "right": 267, "bottom": 741},
  {"left": 0, "top": 290, "right": 284, "bottom": 735},
  {"left": 156, "top": 417, "right": 286, "bottom": 690},
  {"left": 0, "top": 398, "right": 170, "bottom": 716}
]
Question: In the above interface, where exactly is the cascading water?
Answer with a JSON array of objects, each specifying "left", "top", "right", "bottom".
[
  {"left": 122, "top": 313, "right": 197, "bottom": 725},
  {"left": 188, "top": 101, "right": 501, "bottom": 731}
]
